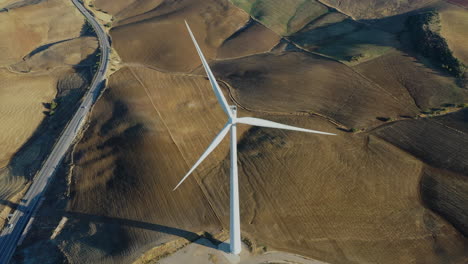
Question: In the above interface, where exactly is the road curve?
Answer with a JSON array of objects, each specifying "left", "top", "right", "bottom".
[{"left": 0, "top": 0, "right": 110, "bottom": 263}]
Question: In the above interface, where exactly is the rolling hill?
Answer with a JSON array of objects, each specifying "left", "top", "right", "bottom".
[
  {"left": 9, "top": 0, "right": 468, "bottom": 263},
  {"left": 0, "top": 0, "right": 98, "bottom": 229}
]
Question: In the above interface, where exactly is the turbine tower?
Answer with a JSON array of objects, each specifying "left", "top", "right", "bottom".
[{"left": 174, "top": 21, "right": 336, "bottom": 255}]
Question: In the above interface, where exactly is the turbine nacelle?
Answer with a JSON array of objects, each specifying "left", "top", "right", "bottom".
[{"left": 228, "top": 105, "right": 237, "bottom": 124}]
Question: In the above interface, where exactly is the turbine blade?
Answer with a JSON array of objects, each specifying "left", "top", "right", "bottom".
[
  {"left": 185, "top": 20, "right": 232, "bottom": 118},
  {"left": 173, "top": 122, "right": 232, "bottom": 190},
  {"left": 236, "top": 117, "right": 336, "bottom": 135}
]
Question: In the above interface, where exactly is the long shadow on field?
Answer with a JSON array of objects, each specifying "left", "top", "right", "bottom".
[
  {"left": 0, "top": 199, "right": 23, "bottom": 211},
  {"left": 64, "top": 211, "right": 223, "bottom": 249},
  {"left": 0, "top": 195, "right": 42, "bottom": 215},
  {"left": 0, "top": 41, "right": 100, "bottom": 205}
]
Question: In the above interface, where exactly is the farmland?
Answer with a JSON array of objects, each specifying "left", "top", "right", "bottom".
[{"left": 4, "top": 0, "right": 468, "bottom": 263}]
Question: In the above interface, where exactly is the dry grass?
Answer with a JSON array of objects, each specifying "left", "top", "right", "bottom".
[
  {"left": 11, "top": 37, "right": 98, "bottom": 73},
  {"left": 211, "top": 51, "right": 419, "bottom": 128},
  {"left": 206, "top": 117, "right": 467, "bottom": 264},
  {"left": 61, "top": 66, "right": 227, "bottom": 263},
  {"left": 354, "top": 49, "right": 464, "bottom": 110},
  {"left": 46, "top": 63, "right": 468, "bottom": 264},
  {"left": 375, "top": 109, "right": 468, "bottom": 237},
  {"left": 439, "top": 6, "right": 468, "bottom": 64},
  {"left": 421, "top": 167, "right": 468, "bottom": 237},
  {"left": 0, "top": 0, "right": 97, "bottom": 225},
  {"left": 93, "top": 0, "right": 164, "bottom": 21},
  {"left": 0, "top": 69, "right": 56, "bottom": 168},
  {"left": 217, "top": 20, "right": 281, "bottom": 59},
  {"left": 109, "top": 0, "right": 249, "bottom": 72},
  {"left": 10, "top": 0, "right": 468, "bottom": 263},
  {"left": 0, "top": 34, "right": 98, "bottom": 176},
  {"left": 374, "top": 110, "right": 468, "bottom": 176},
  {"left": 0, "top": 0, "right": 85, "bottom": 66}
]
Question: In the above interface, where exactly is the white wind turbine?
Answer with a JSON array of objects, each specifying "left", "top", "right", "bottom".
[{"left": 173, "top": 21, "right": 336, "bottom": 255}]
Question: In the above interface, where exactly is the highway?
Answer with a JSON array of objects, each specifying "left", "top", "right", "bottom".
[{"left": 0, "top": 0, "right": 110, "bottom": 262}]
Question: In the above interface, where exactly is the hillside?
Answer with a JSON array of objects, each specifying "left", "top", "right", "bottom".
[
  {"left": 10, "top": 0, "right": 468, "bottom": 263},
  {"left": 318, "top": 0, "right": 435, "bottom": 19},
  {"left": 0, "top": 0, "right": 98, "bottom": 228}
]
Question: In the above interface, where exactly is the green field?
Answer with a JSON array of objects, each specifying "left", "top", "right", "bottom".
[
  {"left": 230, "top": 0, "right": 329, "bottom": 35},
  {"left": 316, "top": 28, "right": 397, "bottom": 64}
]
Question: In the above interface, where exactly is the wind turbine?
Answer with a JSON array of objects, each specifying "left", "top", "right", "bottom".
[{"left": 173, "top": 21, "right": 336, "bottom": 255}]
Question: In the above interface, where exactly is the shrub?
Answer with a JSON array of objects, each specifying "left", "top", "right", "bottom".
[
  {"left": 347, "top": 54, "right": 365, "bottom": 62},
  {"left": 377, "top": 117, "right": 390, "bottom": 122},
  {"left": 50, "top": 100, "right": 58, "bottom": 110},
  {"left": 442, "top": 103, "right": 456, "bottom": 107}
]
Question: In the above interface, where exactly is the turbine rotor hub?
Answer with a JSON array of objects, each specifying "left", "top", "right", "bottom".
[{"left": 229, "top": 105, "right": 237, "bottom": 123}]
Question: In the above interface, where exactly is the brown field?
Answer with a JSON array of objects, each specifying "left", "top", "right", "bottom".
[
  {"left": 421, "top": 167, "right": 468, "bottom": 237},
  {"left": 0, "top": 69, "right": 56, "bottom": 169},
  {"left": 354, "top": 50, "right": 465, "bottom": 110},
  {"left": 374, "top": 110, "right": 468, "bottom": 178},
  {"left": 0, "top": 34, "right": 97, "bottom": 169},
  {"left": 55, "top": 66, "right": 230, "bottom": 263},
  {"left": 440, "top": 6, "right": 468, "bottom": 64},
  {"left": 0, "top": 0, "right": 97, "bottom": 227},
  {"left": 93, "top": 0, "right": 164, "bottom": 20},
  {"left": 217, "top": 20, "right": 281, "bottom": 59},
  {"left": 0, "top": 0, "right": 96, "bottom": 166},
  {"left": 11, "top": 37, "right": 98, "bottom": 73},
  {"left": 109, "top": 0, "right": 249, "bottom": 72},
  {"left": 211, "top": 51, "right": 419, "bottom": 128},
  {"left": 0, "top": 0, "right": 85, "bottom": 66},
  {"left": 11, "top": 0, "right": 468, "bottom": 263},
  {"left": 0, "top": 68, "right": 92, "bottom": 201},
  {"left": 17, "top": 63, "right": 467, "bottom": 264},
  {"left": 374, "top": 110, "right": 468, "bottom": 235}
]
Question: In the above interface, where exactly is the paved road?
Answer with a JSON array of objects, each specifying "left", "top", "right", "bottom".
[{"left": 0, "top": 0, "right": 110, "bottom": 262}]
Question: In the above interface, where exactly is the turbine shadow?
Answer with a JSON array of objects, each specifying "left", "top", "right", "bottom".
[
  {"left": 64, "top": 211, "right": 224, "bottom": 250},
  {"left": 0, "top": 199, "right": 28, "bottom": 214},
  {"left": 0, "top": 199, "right": 224, "bottom": 252}
]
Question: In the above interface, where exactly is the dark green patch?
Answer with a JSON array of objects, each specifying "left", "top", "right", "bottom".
[{"left": 406, "top": 11, "right": 466, "bottom": 78}]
